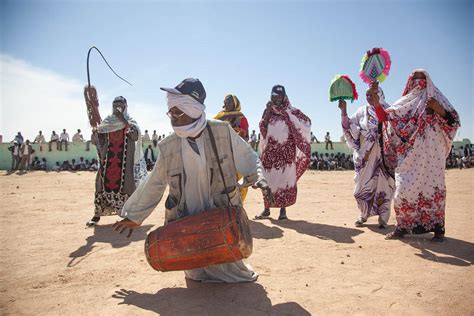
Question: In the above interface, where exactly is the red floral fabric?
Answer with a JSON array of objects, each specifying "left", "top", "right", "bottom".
[{"left": 259, "top": 99, "right": 311, "bottom": 208}]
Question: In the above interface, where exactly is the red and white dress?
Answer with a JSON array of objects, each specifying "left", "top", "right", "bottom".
[
  {"left": 259, "top": 100, "right": 311, "bottom": 208},
  {"left": 376, "top": 70, "right": 460, "bottom": 234}
]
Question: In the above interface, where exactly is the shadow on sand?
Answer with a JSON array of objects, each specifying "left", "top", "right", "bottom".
[
  {"left": 68, "top": 224, "right": 153, "bottom": 267},
  {"left": 268, "top": 219, "right": 364, "bottom": 243},
  {"left": 367, "top": 226, "right": 474, "bottom": 266},
  {"left": 112, "top": 279, "right": 310, "bottom": 315},
  {"left": 364, "top": 223, "right": 396, "bottom": 235},
  {"left": 249, "top": 220, "right": 284, "bottom": 240}
]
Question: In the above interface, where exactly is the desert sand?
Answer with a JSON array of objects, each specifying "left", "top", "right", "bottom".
[{"left": 1, "top": 169, "right": 473, "bottom": 315}]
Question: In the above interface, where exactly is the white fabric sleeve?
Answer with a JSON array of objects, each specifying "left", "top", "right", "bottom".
[
  {"left": 121, "top": 148, "right": 167, "bottom": 224},
  {"left": 343, "top": 107, "right": 363, "bottom": 151}
]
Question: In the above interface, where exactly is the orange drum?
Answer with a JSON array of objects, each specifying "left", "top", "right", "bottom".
[{"left": 145, "top": 206, "right": 253, "bottom": 272}]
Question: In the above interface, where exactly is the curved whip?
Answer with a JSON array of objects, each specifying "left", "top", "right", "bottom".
[
  {"left": 84, "top": 46, "right": 133, "bottom": 128},
  {"left": 86, "top": 46, "right": 133, "bottom": 87}
]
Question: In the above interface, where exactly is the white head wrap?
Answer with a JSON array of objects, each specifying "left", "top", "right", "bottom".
[{"left": 167, "top": 93, "right": 207, "bottom": 138}]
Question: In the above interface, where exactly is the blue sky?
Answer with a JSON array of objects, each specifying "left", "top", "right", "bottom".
[{"left": 1, "top": 0, "right": 472, "bottom": 142}]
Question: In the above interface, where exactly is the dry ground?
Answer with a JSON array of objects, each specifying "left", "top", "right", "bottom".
[{"left": 1, "top": 169, "right": 473, "bottom": 315}]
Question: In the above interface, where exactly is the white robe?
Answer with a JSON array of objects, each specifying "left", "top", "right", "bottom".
[{"left": 123, "top": 124, "right": 259, "bottom": 282}]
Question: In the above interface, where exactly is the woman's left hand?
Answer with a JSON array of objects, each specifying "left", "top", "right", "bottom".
[
  {"left": 426, "top": 97, "right": 446, "bottom": 117},
  {"left": 426, "top": 97, "right": 439, "bottom": 110}
]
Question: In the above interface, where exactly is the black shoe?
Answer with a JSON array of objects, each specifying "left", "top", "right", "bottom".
[
  {"left": 431, "top": 234, "right": 446, "bottom": 243},
  {"left": 86, "top": 216, "right": 100, "bottom": 227}
]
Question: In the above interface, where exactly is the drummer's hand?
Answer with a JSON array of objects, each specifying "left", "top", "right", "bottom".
[
  {"left": 112, "top": 218, "right": 139, "bottom": 238},
  {"left": 338, "top": 99, "right": 347, "bottom": 114}
]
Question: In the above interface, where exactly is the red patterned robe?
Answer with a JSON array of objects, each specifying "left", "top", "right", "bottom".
[
  {"left": 259, "top": 100, "right": 311, "bottom": 208},
  {"left": 94, "top": 126, "right": 141, "bottom": 216}
]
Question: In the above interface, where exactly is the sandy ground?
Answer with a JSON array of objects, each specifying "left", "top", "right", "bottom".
[{"left": 0, "top": 169, "right": 473, "bottom": 315}]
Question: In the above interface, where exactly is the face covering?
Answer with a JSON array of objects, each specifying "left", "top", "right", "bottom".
[{"left": 167, "top": 92, "right": 207, "bottom": 138}]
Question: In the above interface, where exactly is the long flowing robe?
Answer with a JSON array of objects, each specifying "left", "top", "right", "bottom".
[
  {"left": 94, "top": 109, "right": 147, "bottom": 216},
  {"left": 259, "top": 99, "right": 311, "bottom": 208},
  {"left": 379, "top": 70, "right": 460, "bottom": 233},
  {"left": 180, "top": 131, "right": 256, "bottom": 282},
  {"left": 342, "top": 94, "right": 395, "bottom": 223},
  {"left": 122, "top": 122, "right": 262, "bottom": 282}
]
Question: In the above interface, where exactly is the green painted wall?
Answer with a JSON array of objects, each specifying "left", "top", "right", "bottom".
[
  {"left": 0, "top": 142, "right": 99, "bottom": 170},
  {"left": 0, "top": 139, "right": 471, "bottom": 170}
]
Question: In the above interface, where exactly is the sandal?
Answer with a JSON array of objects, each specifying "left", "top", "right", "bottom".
[
  {"left": 354, "top": 217, "right": 367, "bottom": 227},
  {"left": 385, "top": 228, "right": 405, "bottom": 240},
  {"left": 254, "top": 209, "right": 270, "bottom": 220}
]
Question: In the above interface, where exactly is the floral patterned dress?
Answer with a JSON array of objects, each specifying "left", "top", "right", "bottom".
[
  {"left": 379, "top": 70, "right": 460, "bottom": 234},
  {"left": 259, "top": 100, "right": 311, "bottom": 208}
]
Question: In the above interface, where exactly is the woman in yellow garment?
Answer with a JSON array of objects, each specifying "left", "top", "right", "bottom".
[{"left": 214, "top": 94, "right": 250, "bottom": 202}]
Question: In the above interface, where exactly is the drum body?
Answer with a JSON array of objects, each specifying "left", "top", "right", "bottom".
[{"left": 145, "top": 206, "right": 253, "bottom": 272}]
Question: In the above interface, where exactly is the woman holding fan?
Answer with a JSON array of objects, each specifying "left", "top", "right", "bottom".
[{"left": 338, "top": 83, "right": 395, "bottom": 228}]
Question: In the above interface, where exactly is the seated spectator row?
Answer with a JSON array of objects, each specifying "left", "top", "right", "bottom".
[
  {"left": 49, "top": 158, "right": 99, "bottom": 172},
  {"left": 446, "top": 144, "right": 472, "bottom": 169},
  {"left": 309, "top": 152, "right": 355, "bottom": 171}
]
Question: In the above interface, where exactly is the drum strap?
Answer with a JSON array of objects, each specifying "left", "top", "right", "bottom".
[{"left": 206, "top": 124, "right": 234, "bottom": 207}]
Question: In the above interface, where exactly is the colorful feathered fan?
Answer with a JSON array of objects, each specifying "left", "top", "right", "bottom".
[
  {"left": 329, "top": 75, "right": 358, "bottom": 103},
  {"left": 359, "top": 48, "right": 391, "bottom": 84}
]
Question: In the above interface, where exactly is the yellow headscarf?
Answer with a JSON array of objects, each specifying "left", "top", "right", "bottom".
[
  {"left": 213, "top": 94, "right": 243, "bottom": 120},
  {"left": 213, "top": 94, "right": 249, "bottom": 202}
]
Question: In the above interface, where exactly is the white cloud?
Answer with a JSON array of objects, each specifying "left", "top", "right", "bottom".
[
  {"left": 0, "top": 54, "right": 90, "bottom": 141},
  {"left": 127, "top": 101, "right": 172, "bottom": 136},
  {"left": 0, "top": 54, "right": 172, "bottom": 142}
]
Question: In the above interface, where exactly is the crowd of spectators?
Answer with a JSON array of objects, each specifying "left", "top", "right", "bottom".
[
  {"left": 5, "top": 129, "right": 471, "bottom": 172},
  {"left": 309, "top": 152, "right": 354, "bottom": 171},
  {"left": 446, "top": 144, "right": 472, "bottom": 169},
  {"left": 47, "top": 158, "right": 99, "bottom": 172}
]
